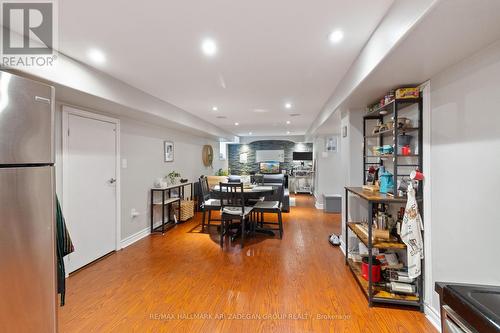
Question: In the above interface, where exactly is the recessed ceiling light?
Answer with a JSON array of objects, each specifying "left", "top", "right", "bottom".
[
  {"left": 234, "top": 122, "right": 239, "bottom": 126},
  {"left": 212, "top": 106, "right": 218, "bottom": 111},
  {"left": 287, "top": 131, "right": 290, "bottom": 134},
  {"left": 88, "top": 48, "right": 106, "bottom": 64},
  {"left": 329, "top": 30, "right": 344, "bottom": 44},
  {"left": 284, "top": 102, "right": 292, "bottom": 109},
  {"left": 201, "top": 38, "right": 217, "bottom": 56},
  {"left": 253, "top": 108, "right": 268, "bottom": 113},
  {"left": 286, "top": 120, "right": 291, "bottom": 125}
]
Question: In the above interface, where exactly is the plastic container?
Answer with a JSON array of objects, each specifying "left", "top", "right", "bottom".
[
  {"left": 361, "top": 257, "right": 381, "bottom": 282},
  {"left": 379, "top": 171, "right": 394, "bottom": 193}
]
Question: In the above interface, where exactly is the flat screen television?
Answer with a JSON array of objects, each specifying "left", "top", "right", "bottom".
[
  {"left": 293, "top": 151, "right": 313, "bottom": 161},
  {"left": 260, "top": 161, "right": 280, "bottom": 174}
]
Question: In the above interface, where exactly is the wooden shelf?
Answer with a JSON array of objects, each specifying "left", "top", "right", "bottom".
[
  {"left": 153, "top": 197, "right": 181, "bottom": 205},
  {"left": 365, "top": 98, "right": 421, "bottom": 118},
  {"left": 365, "top": 127, "right": 420, "bottom": 138},
  {"left": 345, "top": 187, "right": 409, "bottom": 203},
  {"left": 346, "top": 259, "right": 420, "bottom": 304},
  {"left": 364, "top": 154, "right": 420, "bottom": 159},
  {"left": 347, "top": 223, "right": 406, "bottom": 249}
]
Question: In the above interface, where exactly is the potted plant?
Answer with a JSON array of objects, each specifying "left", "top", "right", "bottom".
[
  {"left": 216, "top": 168, "right": 229, "bottom": 176},
  {"left": 166, "top": 171, "right": 181, "bottom": 185}
]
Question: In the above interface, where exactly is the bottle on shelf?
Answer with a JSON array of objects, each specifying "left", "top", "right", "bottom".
[{"left": 379, "top": 281, "right": 417, "bottom": 295}]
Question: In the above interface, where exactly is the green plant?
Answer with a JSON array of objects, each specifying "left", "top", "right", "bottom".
[
  {"left": 166, "top": 171, "right": 181, "bottom": 184},
  {"left": 216, "top": 168, "right": 228, "bottom": 176}
]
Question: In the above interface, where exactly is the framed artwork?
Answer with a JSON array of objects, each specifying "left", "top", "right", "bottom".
[
  {"left": 325, "top": 136, "right": 338, "bottom": 153},
  {"left": 164, "top": 141, "right": 174, "bottom": 162}
]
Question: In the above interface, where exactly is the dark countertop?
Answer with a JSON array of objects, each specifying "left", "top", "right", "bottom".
[{"left": 436, "top": 282, "right": 500, "bottom": 333}]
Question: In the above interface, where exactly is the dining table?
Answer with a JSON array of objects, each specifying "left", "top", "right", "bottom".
[
  {"left": 211, "top": 184, "right": 276, "bottom": 198},
  {"left": 210, "top": 183, "right": 278, "bottom": 237}
]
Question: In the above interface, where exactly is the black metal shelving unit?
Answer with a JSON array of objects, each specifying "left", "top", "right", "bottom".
[
  {"left": 344, "top": 95, "right": 425, "bottom": 311},
  {"left": 344, "top": 187, "right": 424, "bottom": 310},
  {"left": 363, "top": 97, "right": 423, "bottom": 197},
  {"left": 150, "top": 182, "right": 193, "bottom": 234}
]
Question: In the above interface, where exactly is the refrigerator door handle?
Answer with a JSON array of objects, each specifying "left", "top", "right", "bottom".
[{"left": 34, "top": 96, "right": 52, "bottom": 104}]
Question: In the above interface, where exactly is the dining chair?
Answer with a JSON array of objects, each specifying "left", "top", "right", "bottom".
[
  {"left": 219, "top": 182, "right": 253, "bottom": 248},
  {"left": 199, "top": 176, "right": 221, "bottom": 232},
  {"left": 252, "top": 184, "right": 284, "bottom": 239}
]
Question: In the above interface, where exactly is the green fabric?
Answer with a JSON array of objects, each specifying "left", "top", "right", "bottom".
[{"left": 56, "top": 196, "right": 74, "bottom": 306}]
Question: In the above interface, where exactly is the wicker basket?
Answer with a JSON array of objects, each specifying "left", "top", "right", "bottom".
[{"left": 171, "top": 200, "right": 194, "bottom": 222}]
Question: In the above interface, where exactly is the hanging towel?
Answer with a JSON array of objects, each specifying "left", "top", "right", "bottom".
[
  {"left": 400, "top": 182, "right": 424, "bottom": 279},
  {"left": 56, "top": 196, "right": 74, "bottom": 306}
]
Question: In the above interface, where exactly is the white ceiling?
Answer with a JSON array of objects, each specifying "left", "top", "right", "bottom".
[{"left": 58, "top": 0, "right": 394, "bottom": 136}]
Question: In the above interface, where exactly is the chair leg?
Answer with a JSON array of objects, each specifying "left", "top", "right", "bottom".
[
  {"left": 201, "top": 209, "right": 206, "bottom": 231},
  {"left": 260, "top": 212, "right": 264, "bottom": 227},
  {"left": 241, "top": 217, "right": 245, "bottom": 248},
  {"left": 278, "top": 211, "right": 283, "bottom": 239},
  {"left": 208, "top": 209, "right": 212, "bottom": 227},
  {"left": 220, "top": 220, "right": 225, "bottom": 248}
]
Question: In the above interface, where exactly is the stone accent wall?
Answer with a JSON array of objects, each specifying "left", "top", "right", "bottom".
[{"left": 228, "top": 140, "right": 313, "bottom": 175}]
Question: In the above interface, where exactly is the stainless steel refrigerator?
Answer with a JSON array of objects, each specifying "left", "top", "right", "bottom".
[{"left": 0, "top": 71, "right": 57, "bottom": 332}]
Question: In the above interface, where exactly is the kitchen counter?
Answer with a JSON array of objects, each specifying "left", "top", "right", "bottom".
[{"left": 436, "top": 282, "right": 500, "bottom": 332}]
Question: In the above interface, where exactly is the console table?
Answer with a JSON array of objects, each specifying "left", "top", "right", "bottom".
[{"left": 150, "top": 182, "right": 193, "bottom": 234}]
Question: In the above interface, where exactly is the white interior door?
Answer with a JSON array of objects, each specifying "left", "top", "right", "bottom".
[{"left": 64, "top": 111, "right": 118, "bottom": 273}]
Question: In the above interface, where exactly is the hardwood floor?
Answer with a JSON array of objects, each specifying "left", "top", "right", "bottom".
[{"left": 59, "top": 195, "right": 437, "bottom": 333}]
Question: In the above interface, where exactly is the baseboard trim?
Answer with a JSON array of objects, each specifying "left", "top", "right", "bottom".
[
  {"left": 339, "top": 238, "right": 346, "bottom": 256},
  {"left": 120, "top": 222, "right": 162, "bottom": 249},
  {"left": 425, "top": 303, "right": 441, "bottom": 332},
  {"left": 314, "top": 201, "right": 324, "bottom": 210}
]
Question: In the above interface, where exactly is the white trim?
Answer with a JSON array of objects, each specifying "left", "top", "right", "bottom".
[
  {"left": 339, "top": 238, "right": 346, "bottom": 256},
  {"left": 421, "top": 81, "right": 436, "bottom": 319},
  {"left": 120, "top": 222, "right": 163, "bottom": 249},
  {"left": 313, "top": 193, "right": 324, "bottom": 210},
  {"left": 62, "top": 105, "right": 122, "bottom": 251},
  {"left": 315, "top": 201, "right": 324, "bottom": 210},
  {"left": 425, "top": 303, "right": 441, "bottom": 332}
]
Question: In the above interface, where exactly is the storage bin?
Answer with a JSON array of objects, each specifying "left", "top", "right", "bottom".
[
  {"left": 171, "top": 200, "right": 194, "bottom": 221},
  {"left": 323, "top": 194, "right": 342, "bottom": 213}
]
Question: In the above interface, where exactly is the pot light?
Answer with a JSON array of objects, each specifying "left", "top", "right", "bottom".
[
  {"left": 201, "top": 38, "right": 217, "bottom": 56},
  {"left": 286, "top": 131, "right": 290, "bottom": 135},
  {"left": 286, "top": 120, "right": 291, "bottom": 125},
  {"left": 212, "top": 106, "right": 218, "bottom": 111},
  {"left": 329, "top": 30, "right": 344, "bottom": 44},
  {"left": 88, "top": 48, "right": 106, "bottom": 64},
  {"left": 284, "top": 102, "right": 292, "bottom": 109},
  {"left": 234, "top": 122, "right": 239, "bottom": 126},
  {"left": 253, "top": 108, "right": 268, "bottom": 113}
]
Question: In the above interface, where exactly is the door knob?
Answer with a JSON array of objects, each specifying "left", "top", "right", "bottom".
[{"left": 109, "top": 178, "right": 116, "bottom": 184}]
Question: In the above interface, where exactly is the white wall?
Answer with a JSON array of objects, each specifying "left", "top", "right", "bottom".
[
  {"left": 312, "top": 109, "right": 363, "bottom": 211},
  {"left": 428, "top": 40, "right": 500, "bottom": 313},
  {"left": 54, "top": 103, "right": 223, "bottom": 241},
  {"left": 313, "top": 135, "right": 343, "bottom": 208}
]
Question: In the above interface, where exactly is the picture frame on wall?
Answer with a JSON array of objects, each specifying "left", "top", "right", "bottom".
[
  {"left": 325, "top": 136, "right": 339, "bottom": 153},
  {"left": 164, "top": 141, "right": 174, "bottom": 162}
]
